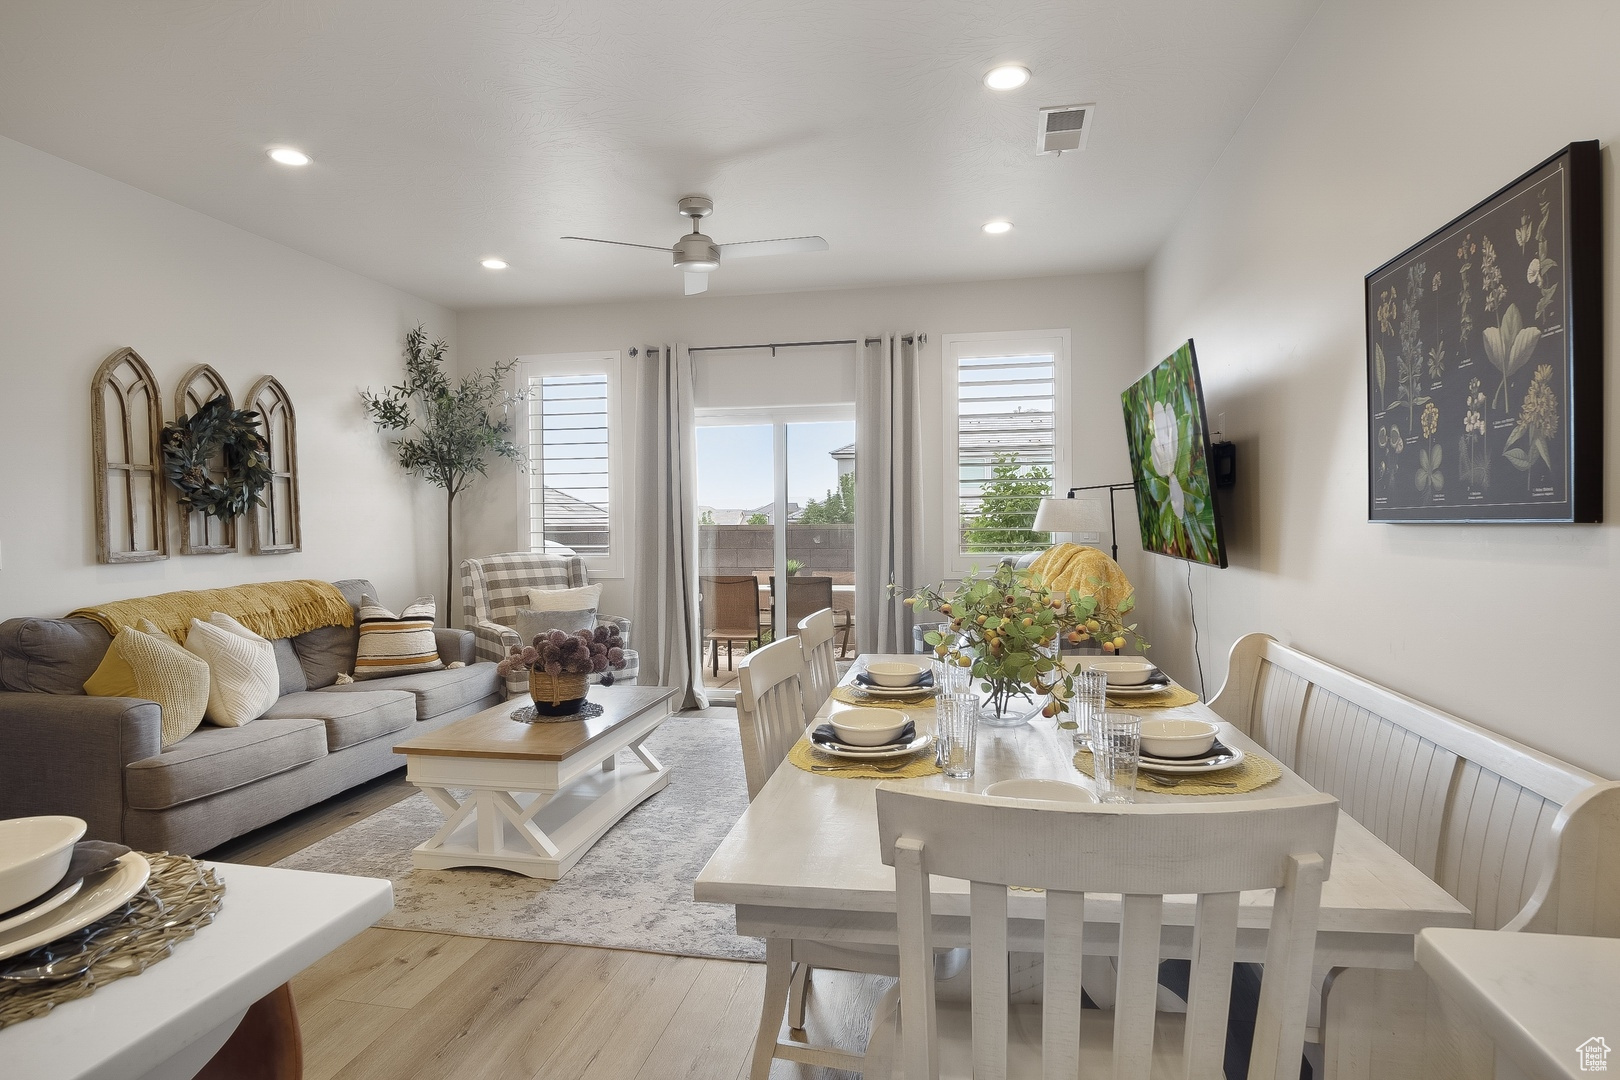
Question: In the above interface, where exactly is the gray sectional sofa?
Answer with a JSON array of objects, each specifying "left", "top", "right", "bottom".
[{"left": 0, "top": 579, "right": 503, "bottom": 854}]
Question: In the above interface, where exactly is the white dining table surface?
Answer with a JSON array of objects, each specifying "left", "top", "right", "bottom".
[
  {"left": 0, "top": 862, "right": 392, "bottom": 1080},
  {"left": 696, "top": 655, "right": 1472, "bottom": 963},
  {"left": 1416, "top": 928, "right": 1620, "bottom": 1080}
]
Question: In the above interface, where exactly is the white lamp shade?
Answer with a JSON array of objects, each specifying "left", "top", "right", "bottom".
[{"left": 1033, "top": 497, "right": 1107, "bottom": 534}]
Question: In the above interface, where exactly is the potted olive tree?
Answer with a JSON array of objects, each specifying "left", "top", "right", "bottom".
[{"left": 362, "top": 325, "right": 524, "bottom": 612}]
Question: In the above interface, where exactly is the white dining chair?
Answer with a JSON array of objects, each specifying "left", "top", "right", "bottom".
[
  {"left": 870, "top": 787, "right": 1341, "bottom": 1080},
  {"left": 736, "top": 636, "right": 812, "bottom": 802},
  {"left": 736, "top": 639, "right": 954, "bottom": 1078},
  {"left": 797, "top": 607, "right": 839, "bottom": 720}
]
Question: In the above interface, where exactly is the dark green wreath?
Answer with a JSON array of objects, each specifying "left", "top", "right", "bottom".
[{"left": 160, "top": 395, "right": 273, "bottom": 520}]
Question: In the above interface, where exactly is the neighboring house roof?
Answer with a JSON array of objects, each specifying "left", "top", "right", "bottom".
[
  {"left": 697, "top": 503, "right": 800, "bottom": 525},
  {"left": 829, "top": 443, "right": 855, "bottom": 460},
  {"left": 535, "top": 485, "right": 607, "bottom": 523}
]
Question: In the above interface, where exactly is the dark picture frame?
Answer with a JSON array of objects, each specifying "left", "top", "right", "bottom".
[{"left": 1365, "top": 141, "right": 1602, "bottom": 523}]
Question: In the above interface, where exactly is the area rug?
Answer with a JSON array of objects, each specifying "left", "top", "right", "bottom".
[{"left": 273, "top": 707, "right": 764, "bottom": 961}]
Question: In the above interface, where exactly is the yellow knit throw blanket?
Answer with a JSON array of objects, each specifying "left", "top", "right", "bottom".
[
  {"left": 1027, "top": 544, "right": 1134, "bottom": 611},
  {"left": 68, "top": 580, "right": 354, "bottom": 643}
]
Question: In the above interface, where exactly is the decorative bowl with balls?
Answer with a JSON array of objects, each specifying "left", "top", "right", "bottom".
[{"left": 498, "top": 624, "right": 628, "bottom": 716}]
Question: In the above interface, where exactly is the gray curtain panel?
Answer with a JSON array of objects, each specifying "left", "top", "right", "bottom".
[
  {"left": 855, "top": 332, "right": 923, "bottom": 654},
  {"left": 633, "top": 344, "right": 709, "bottom": 710}
]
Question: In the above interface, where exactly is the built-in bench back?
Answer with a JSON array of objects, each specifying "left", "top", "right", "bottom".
[{"left": 1212, "top": 634, "right": 1604, "bottom": 930}]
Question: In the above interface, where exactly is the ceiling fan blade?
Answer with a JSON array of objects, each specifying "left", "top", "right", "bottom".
[
  {"left": 560, "top": 236, "right": 676, "bottom": 253},
  {"left": 684, "top": 272, "right": 710, "bottom": 296},
  {"left": 717, "top": 235, "right": 829, "bottom": 259}
]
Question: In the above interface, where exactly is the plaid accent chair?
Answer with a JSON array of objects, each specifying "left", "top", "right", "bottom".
[{"left": 460, "top": 551, "right": 635, "bottom": 693}]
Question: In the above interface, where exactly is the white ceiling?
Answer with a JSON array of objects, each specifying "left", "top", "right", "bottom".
[{"left": 0, "top": 1, "right": 1319, "bottom": 309}]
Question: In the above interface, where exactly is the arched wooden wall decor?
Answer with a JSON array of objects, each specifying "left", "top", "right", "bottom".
[
  {"left": 91, "top": 347, "right": 169, "bottom": 563},
  {"left": 174, "top": 364, "right": 237, "bottom": 555},
  {"left": 246, "top": 376, "right": 301, "bottom": 554}
]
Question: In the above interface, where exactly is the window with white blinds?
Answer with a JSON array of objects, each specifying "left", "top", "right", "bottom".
[
  {"left": 518, "top": 353, "right": 622, "bottom": 575},
  {"left": 941, "top": 331, "right": 1071, "bottom": 575}
]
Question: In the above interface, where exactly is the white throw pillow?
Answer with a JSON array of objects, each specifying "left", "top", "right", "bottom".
[
  {"left": 185, "top": 612, "right": 280, "bottom": 727},
  {"left": 525, "top": 584, "right": 602, "bottom": 613}
]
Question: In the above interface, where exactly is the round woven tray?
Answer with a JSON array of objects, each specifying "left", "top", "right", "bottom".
[
  {"left": 0, "top": 853, "right": 225, "bottom": 1029},
  {"left": 511, "top": 700, "right": 605, "bottom": 724}
]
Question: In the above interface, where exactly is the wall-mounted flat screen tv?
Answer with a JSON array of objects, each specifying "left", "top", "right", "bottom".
[{"left": 1120, "top": 339, "right": 1229, "bottom": 567}]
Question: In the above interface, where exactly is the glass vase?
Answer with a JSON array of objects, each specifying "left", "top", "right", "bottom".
[{"left": 978, "top": 683, "right": 1047, "bottom": 728}]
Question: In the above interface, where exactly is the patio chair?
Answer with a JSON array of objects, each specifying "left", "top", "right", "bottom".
[
  {"left": 868, "top": 788, "right": 1340, "bottom": 1080},
  {"left": 460, "top": 550, "right": 634, "bottom": 692},
  {"left": 773, "top": 574, "right": 854, "bottom": 658},
  {"left": 796, "top": 607, "right": 838, "bottom": 719},
  {"left": 701, "top": 575, "right": 763, "bottom": 677}
]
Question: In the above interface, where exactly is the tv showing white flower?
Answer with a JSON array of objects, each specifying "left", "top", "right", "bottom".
[{"left": 1120, "top": 340, "right": 1227, "bottom": 567}]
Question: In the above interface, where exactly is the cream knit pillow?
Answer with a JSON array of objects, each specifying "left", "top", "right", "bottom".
[
  {"left": 525, "top": 584, "right": 602, "bottom": 613},
  {"left": 185, "top": 612, "right": 280, "bottom": 727}
]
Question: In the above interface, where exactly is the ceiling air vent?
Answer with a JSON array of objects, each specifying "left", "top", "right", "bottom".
[{"left": 1037, "top": 104, "right": 1094, "bottom": 155}]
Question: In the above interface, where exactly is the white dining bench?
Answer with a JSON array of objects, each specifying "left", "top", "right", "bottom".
[{"left": 1208, "top": 633, "right": 1620, "bottom": 1078}]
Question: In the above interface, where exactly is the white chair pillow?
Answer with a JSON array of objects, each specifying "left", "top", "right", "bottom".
[
  {"left": 525, "top": 584, "right": 602, "bottom": 613},
  {"left": 184, "top": 612, "right": 281, "bottom": 727}
]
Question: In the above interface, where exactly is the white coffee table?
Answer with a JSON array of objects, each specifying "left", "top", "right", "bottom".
[{"left": 393, "top": 685, "right": 679, "bottom": 879}]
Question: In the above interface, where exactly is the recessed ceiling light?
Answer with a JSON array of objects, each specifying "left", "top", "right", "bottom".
[
  {"left": 984, "top": 65, "right": 1030, "bottom": 91},
  {"left": 982, "top": 220, "right": 1013, "bottom": 234},
  {"left": 481, "top": 258, "right": 508, "bottom": 270},
  {"left": 267, "top": 147, "right": 311, "bottom": 166}
]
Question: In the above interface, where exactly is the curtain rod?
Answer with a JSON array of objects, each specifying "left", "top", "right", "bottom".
[{"left": 637, "top": 334, "right": 925, "bottom": 358}]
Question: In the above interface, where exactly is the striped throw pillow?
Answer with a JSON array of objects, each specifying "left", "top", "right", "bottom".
[{"left": 352, "top": 596, "right": 444, "bottom": 680}]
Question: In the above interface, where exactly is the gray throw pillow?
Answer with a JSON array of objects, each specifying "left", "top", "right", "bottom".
[{"left": 514, "top": 608, "right": 597, "bottom": 647}]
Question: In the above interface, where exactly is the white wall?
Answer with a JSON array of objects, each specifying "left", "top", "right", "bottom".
[
  {"left": 0, "top": 135, "right": 452, "bottom": 622},
  {"left": 1142, "top": 0, "right": 1620, "bottom": 777},
  {"left": 456, "top": 272, "right": 1146, "bottom": 617}
]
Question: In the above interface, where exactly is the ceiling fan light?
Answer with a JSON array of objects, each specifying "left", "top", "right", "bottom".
[
  {"left": 984, "top": 65, "right": 1030, "bottom": 91},
  {"left": 673, "top": 233, "right": 720, "bottom": 273}
]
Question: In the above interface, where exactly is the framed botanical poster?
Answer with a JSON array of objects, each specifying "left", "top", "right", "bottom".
[{"left": 1365, "top": 141, "right": 1602, "bottom": 523}]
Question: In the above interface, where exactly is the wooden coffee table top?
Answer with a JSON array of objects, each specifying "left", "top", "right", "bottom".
[{"left": 394, "top": 685, "right": 680, "bottom": 762}]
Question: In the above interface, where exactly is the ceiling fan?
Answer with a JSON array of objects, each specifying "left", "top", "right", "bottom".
[{"left": 562, "top": 196, "right": 828, "bottom": 295}]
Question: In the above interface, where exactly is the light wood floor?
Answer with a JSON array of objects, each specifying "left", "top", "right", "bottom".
[{"left": 205, "top": 769, "right": 878, "bottom": 1080}]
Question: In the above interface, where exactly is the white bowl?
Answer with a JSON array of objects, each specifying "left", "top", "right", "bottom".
[
  {"left": 830, "top": 708, "right": 910, "bottom": 747},
  {"left": 864, "top": 661, "right": 928, "bottom": 688},
  {"left": 0, "top": 816, "right": 86, "bottom": 913},
  {"left": 983, "top": 779, "right": 1098, "bottom": 805},
  {"left": 1089, "top": 658, "right": 1156, "bottom": 686},
  {"left": 1139, "top": 719, "right": 1220, "bottom": 759}
]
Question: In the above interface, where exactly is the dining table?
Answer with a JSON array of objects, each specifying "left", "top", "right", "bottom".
[{"left": 695, "top": 654, "right": 1474, "bottom": 1079}]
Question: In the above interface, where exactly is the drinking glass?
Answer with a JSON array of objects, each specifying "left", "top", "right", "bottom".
[
  {"left": 1092, "top": 711, "right": 1140, "bottom": 803},
  {"left": 935, "top": 692, "right": 979, "bottom": 780},
  {"left": 932, "top": 657, "right": 972, "bottom": 695},
  {"left": 1069, "top": 669, "right": 1108, "bottom": 750}
]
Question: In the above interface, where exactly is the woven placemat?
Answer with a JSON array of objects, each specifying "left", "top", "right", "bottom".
[
  {"left": 830, "top": 685, "right": 935, "bottom": 710},
  {"left": 1105, "top": 684, "right": 1202, "bottom": 710},
  {"left": 1071, "top": 748, "right": 1282, "bottom": 795},
  {"left": 510, "top": 700, "right": 605, "bottom": 724},
  {"left": 0, "top": 853, "right": 225, "bottom": 1028},
  {"left": 789, "top": 735, "right": 941, "bottom": 779}
]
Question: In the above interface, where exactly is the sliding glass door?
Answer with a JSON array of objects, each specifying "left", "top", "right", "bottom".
[{"left": 695, "top": 407, "right": 856, "bottom": 695}]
